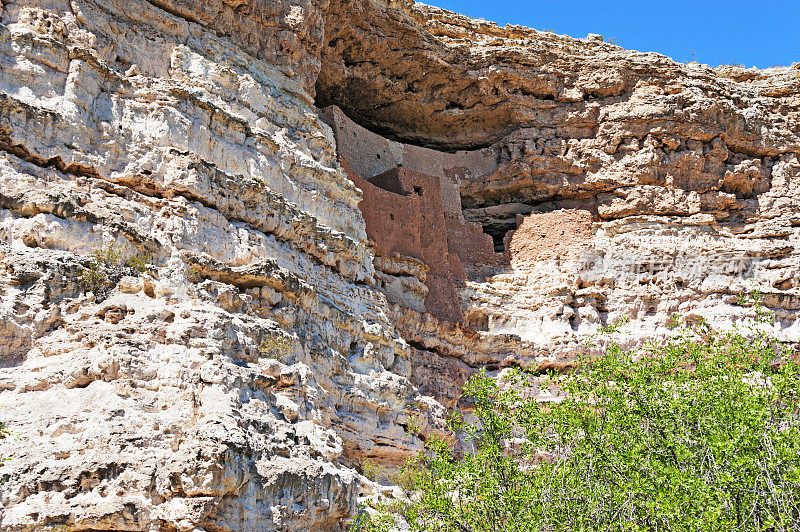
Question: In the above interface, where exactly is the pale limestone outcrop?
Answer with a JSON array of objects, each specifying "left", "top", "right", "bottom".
[
  {"left": 0, "top": 0, "right": 798, "bottom": 530},
  {"left": 0, "top": 1, "right": 442, "bottom": 530}
]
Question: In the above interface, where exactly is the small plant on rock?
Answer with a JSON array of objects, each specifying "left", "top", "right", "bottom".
[
  {"left": 599, "top": 315, "right": 630, "bottom": 334},
  {"left": 77, "top": 241, "right": 152, "bottom": 299},
  {"left": 77, "top": 261, "right": 107, "bottom": 293},
  {"left": 259, "top": 333, "right": 292, "bottom": 358},
  {"left": 186, "top": 264, "right": 204, "bottom": 284},
  {"left": 0, "top": 419, "right": 8, "bottom": 452},
  {"left": 360, "top": 459, "right": 386, "bottom": 483}
]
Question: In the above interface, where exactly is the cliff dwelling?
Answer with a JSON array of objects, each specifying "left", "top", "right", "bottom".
[
  {"left": 320, "top": 105, "right": 501, "bottom": 322},
  {"left": 320, "top": 105, "right": 595, "bottom": 324}
]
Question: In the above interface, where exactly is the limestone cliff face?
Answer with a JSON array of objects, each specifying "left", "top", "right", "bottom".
[
  {"left": 0, "top": 0, "right": 798, "bottom": 530},
  {"left": 0, "top": 1, "right": 440, "bottom": 529}
]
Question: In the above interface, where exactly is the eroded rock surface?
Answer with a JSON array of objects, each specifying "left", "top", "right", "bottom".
[
  {"left": 0, "top": 1, "right": 439, "bottom": 529},
  {"left": 0, "top": 0, "right": 798, "bottom": 530}
]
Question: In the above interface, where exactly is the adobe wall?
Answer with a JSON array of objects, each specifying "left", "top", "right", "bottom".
[
  {"left": 342, "top": 159, "right": 425, "bottom": 262},
  {"left": 338, "top": 157, "right": 466, "bottom": 321},
  {"left": 506, "top": 209, "right": 594, "bottom": 273},
  {"left": 445, "top": 214, "right": 500, "bottom": 279},
  {"left": 324, "top": 105, "right": 505, "bottom": 322},
  {"left": 327, "top": 107, "right": 599, "bottom": 323}
]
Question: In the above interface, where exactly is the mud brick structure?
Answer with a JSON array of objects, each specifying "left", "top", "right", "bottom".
[
  {"left": 337, "top": 156, "right": 496, "bottom": 322},
  {"left": 322, "top": 106, "right": 502, "bottom": 322},
  {"left": 506, "top": 210, "right": 595, "bottom": 273}
]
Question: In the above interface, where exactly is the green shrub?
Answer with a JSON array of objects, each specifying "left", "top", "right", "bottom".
[
  {"left": 89, "top": 242, "right": 150, "bottom": 273},
  {"left": 361, "top": 459, "right": 386, "bottom": 483},
  {"left": 123, "top": 254, "right": 149, "bottom": 273},
  {"left": 599, "top": 315, "right": 631, "bottom": 334},
  {"left": 77, "top": 242, "right": 151, "bottom": 296},
  {"left": 373, "top": 295, "right": 800, "bottom": 531},
  {"left": 350, "top": 508, "right": 396, "bottom": 532},
  {"left": 77, "top": 261, "right": 106, "bottom": 292}
]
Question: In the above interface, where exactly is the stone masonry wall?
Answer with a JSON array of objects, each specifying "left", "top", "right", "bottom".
[
  {"left": 338, "top": 157, "right": 476, "bottom": 322},
  {"left": 322, "top": 104, "right": 505, "bottom": 323}
]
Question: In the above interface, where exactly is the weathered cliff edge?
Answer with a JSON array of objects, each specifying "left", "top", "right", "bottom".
[{"left": 0, "top": 0, "right": 798, "bottom": 529}]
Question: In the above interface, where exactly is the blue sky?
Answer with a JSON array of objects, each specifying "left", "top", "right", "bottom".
[{"left": 426, "top": 0, "right": 800, "bottom": 69}]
